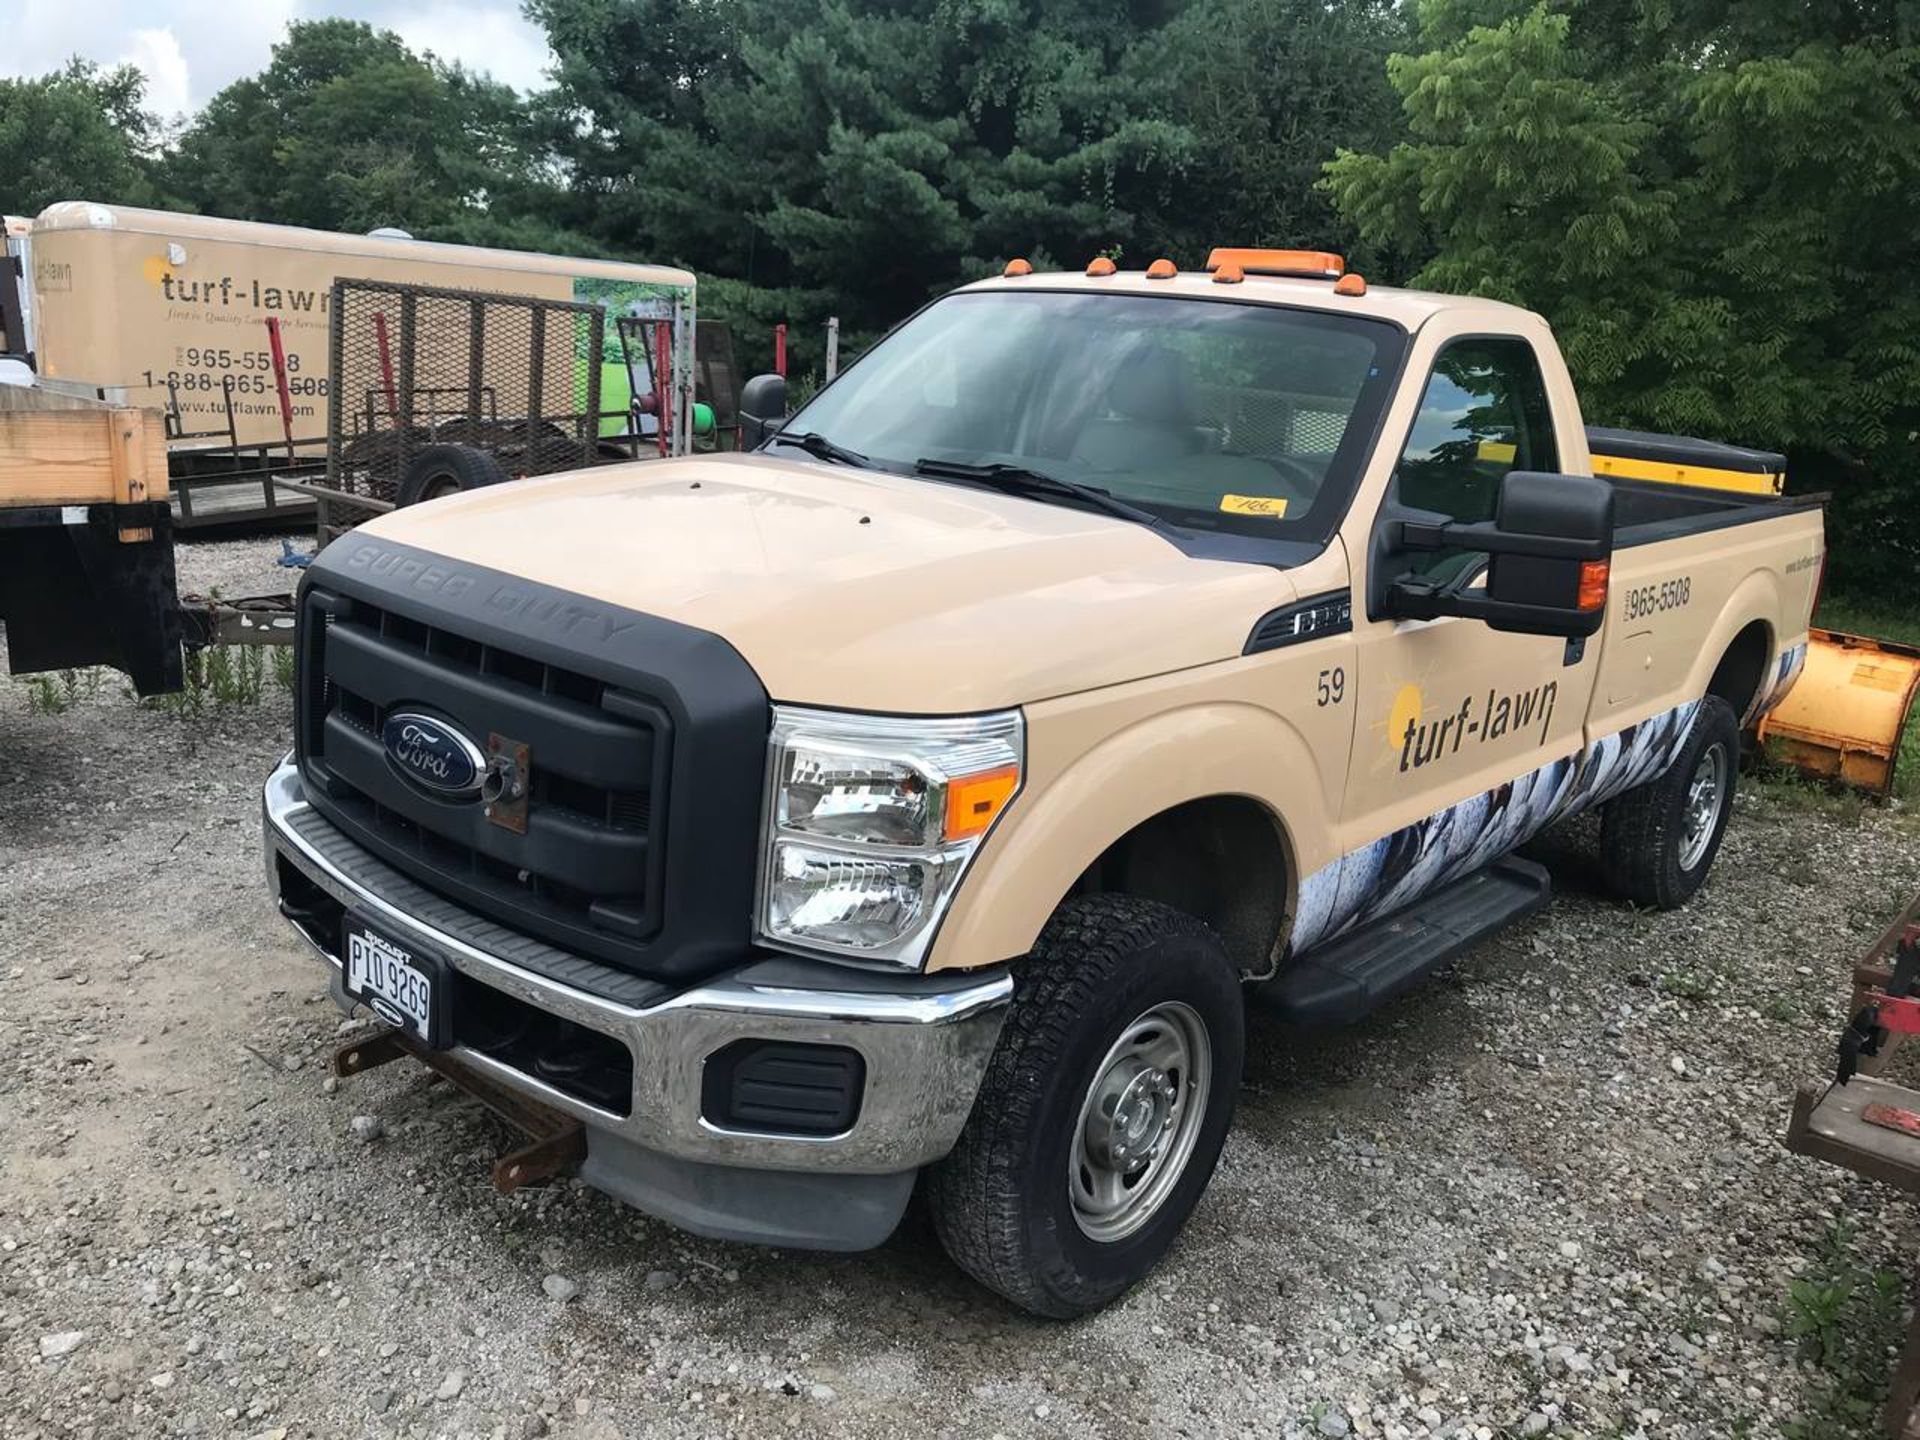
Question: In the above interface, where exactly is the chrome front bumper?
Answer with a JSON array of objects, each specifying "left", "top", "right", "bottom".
[{"left": 262, "top": 761, "right": 1011, "bottom": 1180}]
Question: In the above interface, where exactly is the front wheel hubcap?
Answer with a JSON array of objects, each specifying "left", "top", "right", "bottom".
[{"left": 1069, "top": 1001, "right": 1211, "bottom": 1243}]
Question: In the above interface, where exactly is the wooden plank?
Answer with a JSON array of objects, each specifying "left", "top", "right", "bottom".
[
  {"left": 0, "top": 410, "right": 117, "bottom": 505},
  {"left": 1787, "top": 1076, "right": 1920, "bottom": 1195},
  {"left": 0, "top": 401, "right": 168, "bottom": 509},
  {"left": 114, "top": 406, "right": 168, "bottom": 504}
]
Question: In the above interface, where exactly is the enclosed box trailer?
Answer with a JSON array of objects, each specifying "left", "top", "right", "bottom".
[{"left": 26, "top": 203, "right": 697, "bottom": 526}]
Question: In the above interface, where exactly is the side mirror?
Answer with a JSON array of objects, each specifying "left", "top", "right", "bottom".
[
  {"left": 738, "top": 373, "right": 788, "bottom": 449},
  {"left": 1382, "top": 471, "right": 1614, "bottom": 638}
]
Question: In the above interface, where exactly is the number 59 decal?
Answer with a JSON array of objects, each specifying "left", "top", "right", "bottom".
[{"left": 1316, "top": 667, "right": 1346, "bottom": 706}]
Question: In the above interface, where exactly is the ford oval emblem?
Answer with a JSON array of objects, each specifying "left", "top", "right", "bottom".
[{"left": 381, "top": 710, "right": 487, "bottom": 798}]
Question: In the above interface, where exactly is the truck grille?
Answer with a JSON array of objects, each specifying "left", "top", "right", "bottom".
[
  {"left": 298, "top": 588, "right": 669, "bottom": 968},
  {"left": 292, "top": 533, "right": 770, "bottom": 986}
]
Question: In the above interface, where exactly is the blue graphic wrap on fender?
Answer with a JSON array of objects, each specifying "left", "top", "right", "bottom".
[
  {"left": 1290, "top": 698, "right": 1704, "bottom": 954},
  {"left": 1754, "top": 640, "right": 1808, "bottom": 719}
]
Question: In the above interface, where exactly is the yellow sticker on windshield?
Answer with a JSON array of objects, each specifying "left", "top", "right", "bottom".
[
  {"left": 1476, "top": 439, "right": 1518, "bottom": 463},
  {"left": 1219, "top": 494, "right": 1289, "bottom": 518}
]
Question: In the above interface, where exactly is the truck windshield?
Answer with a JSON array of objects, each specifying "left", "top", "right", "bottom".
[{"left": 783, "top": 289, "right": 1405, "bottom": 545}]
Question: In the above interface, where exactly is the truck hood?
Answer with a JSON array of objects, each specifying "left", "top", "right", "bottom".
[{"left": 356, "top": 454, "right": 1293, "bottom": 712}]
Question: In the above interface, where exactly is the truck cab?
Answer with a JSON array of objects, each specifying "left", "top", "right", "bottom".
[{"left": 263, "top": 248, "right": 1822, "bottom": 1316}]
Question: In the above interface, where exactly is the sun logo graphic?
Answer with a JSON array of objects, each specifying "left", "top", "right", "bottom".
[{"left": 1386, "top": 682, "right": 1422, "bottom": 757}]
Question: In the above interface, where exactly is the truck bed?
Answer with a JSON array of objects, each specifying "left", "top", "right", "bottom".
[{"left": 1608, "top": 475, "right": 1817, "bottom": 548}]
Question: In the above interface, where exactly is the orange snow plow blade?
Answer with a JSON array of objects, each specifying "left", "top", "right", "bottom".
[{"left": 1760, "top": 629, "right": 1920, "bottom": 796}]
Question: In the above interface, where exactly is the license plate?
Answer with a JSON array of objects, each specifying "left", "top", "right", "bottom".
[{"left": 342, "top": 917, "right": 445, "bottom": 1046}]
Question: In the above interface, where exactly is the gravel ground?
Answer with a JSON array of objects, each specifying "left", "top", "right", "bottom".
[{"left": 3, "top": 535, "right": 1919, "bottom": 1439}]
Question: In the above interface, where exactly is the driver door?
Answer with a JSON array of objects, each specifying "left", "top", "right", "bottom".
[{"left": 1331, "top": 337, "right": 1599, "bottom": 936}]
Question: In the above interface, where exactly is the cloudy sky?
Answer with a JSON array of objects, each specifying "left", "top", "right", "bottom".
[{"left": 7, "top": 0, "right": 557, "bottom": 118}]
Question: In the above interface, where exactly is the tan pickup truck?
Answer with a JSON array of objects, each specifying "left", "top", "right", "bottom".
[{"left": 263, "top": 248, "right": 1821, "bottom": 1316}]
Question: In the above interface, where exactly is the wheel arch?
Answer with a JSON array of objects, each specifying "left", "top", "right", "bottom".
[
  {"left": 1680, "top": 571, "right": 1782, "bottom": 726},
  {"left": 1706, "top": 616, "right": 1774, "bottom": 726},
  {"left": 926, "top": 702, "right": 1321, "bottom": 976}
]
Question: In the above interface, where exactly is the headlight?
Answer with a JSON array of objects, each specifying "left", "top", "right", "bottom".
[{"left": 758, "top": 706, "right": 1023, "bottom": 968}]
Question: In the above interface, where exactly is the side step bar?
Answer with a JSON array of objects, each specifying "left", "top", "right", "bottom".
[{"left": 1255, "top": 856, "right": 1553, "bottom": 1025}]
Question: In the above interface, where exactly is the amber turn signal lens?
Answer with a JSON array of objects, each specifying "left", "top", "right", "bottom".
[
  {"left": 1204, "top": 247, "right": 1345, "bottom": 278},
  {"left": 1086, "top": 256, "right": 1117, "bottom": 277},
  {"left": 1577, "top": 559, "right": 1611, "bottom": 611},
  {"left": 1333, "top": 273, "right": 1367, "bottom": 296},
  {"left": 944, "top": 765, "right": 1020, "bottom": 842},
  {"left": 1003, "top": 257, "right": 1033, "bottom": 277},
  {"left": 1145, "top": 258, "right": 1177, "bottom": 279}
]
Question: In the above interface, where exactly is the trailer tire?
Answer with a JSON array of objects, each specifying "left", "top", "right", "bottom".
[
  {"left": 395, "top": 444, "right": 514, "bottom": 507},
  {"left": 1600, "top": 695, "right": 1740, "bottom": 909},
  {"left": 927, "top": 895, "right": 1243, "bottom": 1319}
]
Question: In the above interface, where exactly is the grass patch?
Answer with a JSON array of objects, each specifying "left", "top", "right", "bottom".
[
  {"left": 1780, "top": 1220, "right": 1906, "bottom": 1437},
  {"left": 140, "top": 645, "right": 278, "bottom": 714},
  {"left": 10, "top": 647, "right": 293, "bottom": 718},
  {"left": 1659, "top": 970, "right": 1714, "bottom": 1003},
  {"left": 1816, "top": 597, "right": 1920, "bottom": 648},
  {"left": 15, "top": 668, "right": 100, "bottom": 715}
]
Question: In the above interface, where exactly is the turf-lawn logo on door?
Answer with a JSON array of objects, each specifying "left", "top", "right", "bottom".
[{"left": 382, "top": 711, "right": 486, "bottom": 799}]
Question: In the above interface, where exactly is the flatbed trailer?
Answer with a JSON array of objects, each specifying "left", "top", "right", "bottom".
[
  {"left": 22, "top": 202, "right": 697, "bottom": 531},
  {"left": 0, "top": 382, "right": 182, "bottom": 694}
]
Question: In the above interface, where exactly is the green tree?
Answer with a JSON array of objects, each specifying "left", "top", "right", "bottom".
[
  {"left": 166, "top": 20, "right": 564, "bottom": 241},
  {"left": 533, "top": 0, "right": 1410, "bottom": 375},
  {"left": 0, "top": 61, "right": 162, "bottom": 217},
  {"left": 1327, "top": 0, "right": 1920, "bottom": 588},
  {"left": 1144, "top": 0, "right": 1407, "bottom": 266}
]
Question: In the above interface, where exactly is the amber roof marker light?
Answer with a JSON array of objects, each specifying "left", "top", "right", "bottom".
[
  {"left": 1205, "top": 247, "right": 1346, "bottom": 280},
  {"left": 1145, "top": 258, "right": 1177, "bottom": 279},
  {"left": 1212, "top": 263, "right": 1245, "bottom": 285},
  {"left": 1085, "top": 256, "right": 1117, "bottom": 277},
  {"left": 1333, "top": 273, "right": 1368, "bottom": 296},
  {"left": 1003, "top": 257, "right": 1033, "bottom": 277}
]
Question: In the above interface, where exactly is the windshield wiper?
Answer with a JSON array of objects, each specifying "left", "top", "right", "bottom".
[
  {"left": 767, "top": 430, "right": 873, "bottom": 468},
  {"left": 912, "top": 458, "right": 1163, "bottom": 530}
]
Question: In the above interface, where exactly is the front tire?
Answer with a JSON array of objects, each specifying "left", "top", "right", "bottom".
[
  {"left": 928, "top": 895, "right": 1244, "bottom": 1318},
  {"left": 1600, "top": 694, "right": 1740, "bottom": 909}
]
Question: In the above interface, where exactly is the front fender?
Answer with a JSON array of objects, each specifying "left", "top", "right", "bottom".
[{"left": 925, "top": 699, "right": 1329, "bottom": 973}]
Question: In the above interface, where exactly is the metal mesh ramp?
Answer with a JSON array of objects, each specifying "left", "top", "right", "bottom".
[{"left": 325, "top": 278, "right": 607, "bottom": 506}]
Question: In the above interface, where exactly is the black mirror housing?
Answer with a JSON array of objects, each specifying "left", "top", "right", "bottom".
[
  {"left": 738, "top": 373, "right": 789, "bottom": 450},
  {"left": 1383, "top": 470, "right": 1615, "bottom": 639},
  {"left": 1485, "top": 471, "right": 1614, "bottom": 632}
]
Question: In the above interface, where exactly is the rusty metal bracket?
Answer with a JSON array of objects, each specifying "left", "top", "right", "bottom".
[
  {"left": 334, "top": 1028, "right": 411, "bottom": 1076},
  {"left": 329, "top": 1026, "right": 584, "bottom": 1193},
  {"left": 484, "top": 733, "right": 530, "bottom": 835},
  {"left": 494, "top": 1127, "right": 587, "bottom": 1193}
]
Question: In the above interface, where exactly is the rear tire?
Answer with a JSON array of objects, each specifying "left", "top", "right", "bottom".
[
  {"left": 1600, "top": 695, "right": 1740, "bottom": 909},
  {"left": 395, "top": 443, "right": 513, "bottom": 507},
  {"left": 928, "top": 895, "right": 1244, "bottom": 1318}
]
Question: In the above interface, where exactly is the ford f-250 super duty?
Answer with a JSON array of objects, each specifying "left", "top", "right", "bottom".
[{"left": 264, "top": 247, "right": 1821, "bottom": 1317}]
